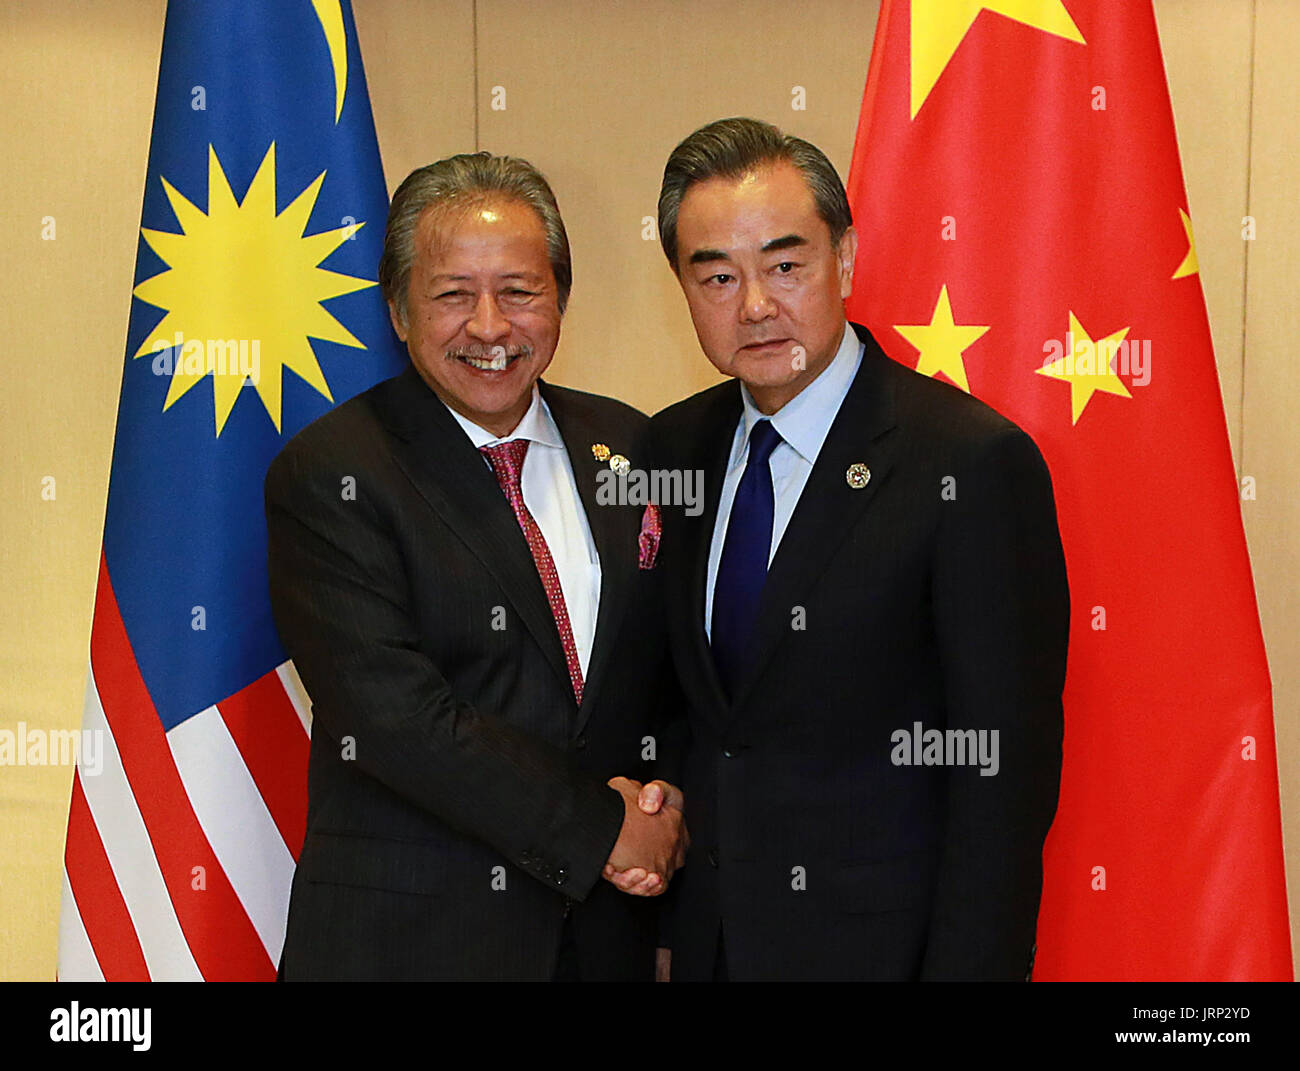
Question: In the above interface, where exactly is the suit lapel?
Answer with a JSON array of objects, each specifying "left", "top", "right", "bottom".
[
  {"left": 677, "top": 384, "right": 744, "bottom": 735},
  {"left": 540, "top": 381, "right": 638, "bottom": 735},
  {"left": 726, "top": 326, "right": 900, "bottom": 716},
  {"left": 374, "top": 366, "right": 573, "bottom": 700}
]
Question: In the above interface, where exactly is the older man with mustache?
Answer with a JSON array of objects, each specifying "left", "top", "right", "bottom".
[{"left": 265, "top": 152, "right": 685, "bottom": 981}]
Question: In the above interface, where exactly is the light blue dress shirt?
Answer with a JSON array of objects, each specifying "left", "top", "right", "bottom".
[{"left": 705, "top": 322, "right": 863, "bottom": 640}]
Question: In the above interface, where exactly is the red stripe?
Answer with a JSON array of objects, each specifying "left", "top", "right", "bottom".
[
  {"left": 64, "top": 771, "right": 151, "bottom": 981},
  {"left": 217, "top": 670, "right": 309, "bottom": 860},
  {"left": 89, "top": 552, "right": 274, "bottom": 981}
]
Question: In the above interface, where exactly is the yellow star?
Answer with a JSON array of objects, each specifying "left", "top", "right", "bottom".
[
  {"left": 1172, "top": 207, "right": 1198, "bottom": 279},
  {"left": 910, "top": 0, "right": 1085, "bottom": 119},
  {"left": 1036, "top": 312, "right": 1132, "bottom": 425},
  {"left": 894, "top": 284, "right": 990, "bottom": 393},
  {"left": 132, "top": 144, "right": 374, "bottom": 435}
]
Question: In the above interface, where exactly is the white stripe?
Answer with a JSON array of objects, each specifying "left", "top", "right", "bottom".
[
  {"left": 168, "top": 705, "right": 295, "bottom": 965},
  {"left": 276, "top": 660, "right": 313, "bottom": 736},
  {"left": 57, "top": 867, "right": 105, "bottom": 981},
  {"left": 78, "top": 670, "right": 203, "bottom": 981}
]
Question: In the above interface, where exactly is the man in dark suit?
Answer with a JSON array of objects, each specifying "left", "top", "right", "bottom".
[
  {"left": 265, "top": 152, "right": 685, "bottom": 981},
  {"left": 642, "top": 118, "right": 1070, "bottom": 981}
]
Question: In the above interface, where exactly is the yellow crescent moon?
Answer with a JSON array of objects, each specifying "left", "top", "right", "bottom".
[{"left": 311, "top": 0, "right": 348, "bottom": 123}]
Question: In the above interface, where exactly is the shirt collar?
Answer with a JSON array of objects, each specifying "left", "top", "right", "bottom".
[
  {"left": 442, "top": 383, "right": 565, "bottom": 452},
  {"left": 733, "top": 322, "right": 863, "bottom": 467}
]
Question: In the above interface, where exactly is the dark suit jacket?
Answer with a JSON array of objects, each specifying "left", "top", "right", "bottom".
[
  {"left": 264, "top": 365, "right": 667, "bottom": 981},
  {"left": 650, "top": 322, "right": 1069, "bottom": 981}
]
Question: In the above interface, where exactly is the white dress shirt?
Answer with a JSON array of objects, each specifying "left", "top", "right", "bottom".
[
  {"left": 705, "top": 322, "right": 863, "bottom": 640},
  {"left": 444, "top": 386, "right": 602, "bottom": 676}
]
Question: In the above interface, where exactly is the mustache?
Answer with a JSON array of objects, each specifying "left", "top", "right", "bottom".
[{"left": 445, "top": 344, "right": 532, "bottom": 362}]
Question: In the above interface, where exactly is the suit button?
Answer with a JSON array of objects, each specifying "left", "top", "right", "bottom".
[
  {"left": 575, "top": 735, "right": 587, "bottom": 750},
  {"left": 556, "top": 867, "right": 568, "bottom": 885},
  {"left": 707, "top": 848, "right": 719, "bottom": 868},
  {"left": 722, "top": 748, "right": 735, "bottom": 758}
]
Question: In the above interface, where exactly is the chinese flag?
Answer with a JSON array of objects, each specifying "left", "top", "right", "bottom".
[{"left": 845, "top": 0, "right": 1291, "bottom": 980}]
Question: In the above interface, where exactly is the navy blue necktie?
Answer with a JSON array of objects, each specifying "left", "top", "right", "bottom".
[{"left": 711, "top": 419, "right": 783, "bottom": 697}]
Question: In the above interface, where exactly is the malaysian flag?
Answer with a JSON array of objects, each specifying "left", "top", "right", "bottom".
[{"left": 58, "top": 0, "right": 406, "bottom": 980}]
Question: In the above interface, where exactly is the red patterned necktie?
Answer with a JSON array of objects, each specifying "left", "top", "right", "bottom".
[{"left": 480, "top": 439, "right": 585, "bottom": 704}]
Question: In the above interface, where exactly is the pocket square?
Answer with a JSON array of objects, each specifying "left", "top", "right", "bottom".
[{"left": 638, "top": 503, "right": 661, "bottom": 569}]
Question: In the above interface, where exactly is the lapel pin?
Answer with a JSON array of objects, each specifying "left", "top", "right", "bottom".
[
  {"left": 609, "top": 453, "right": 631, "bottom": 475},
  {"left": 846, "top": 462, "right": 871, "bottom": 489},
  {"left": 591, "top": 443, "right": 611, "bottom": 461}
]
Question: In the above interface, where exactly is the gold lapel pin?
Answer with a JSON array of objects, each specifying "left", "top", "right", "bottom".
[
  {"left": 591, "top": 443, "right": 611, "bottom": 461},
  {"left": 846, "top": 462, "right": 871, "bottom": 489}
]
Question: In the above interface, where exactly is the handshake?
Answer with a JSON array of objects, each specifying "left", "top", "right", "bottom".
[{"left": 602, "top": 777, "right": 689, "bottom": 896}]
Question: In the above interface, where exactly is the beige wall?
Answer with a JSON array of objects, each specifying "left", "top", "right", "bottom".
[{"left": 0, "top": 0, "right": 1294, "bottom": 980}]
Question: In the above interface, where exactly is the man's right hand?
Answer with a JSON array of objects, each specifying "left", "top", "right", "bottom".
[
  {"left": 602, "top": 776, "right": 687, "bottom": 896},
  {"left": 635, "top": 779, "right": 684, "bottom": 816}
]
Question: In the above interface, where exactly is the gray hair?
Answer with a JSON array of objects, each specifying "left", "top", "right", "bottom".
[
  {"left": 379, "top": 152, "right": 572, "bottom": 321},
  {"left": 657, "top": 117, "right": 853, "bottom": 272}
]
